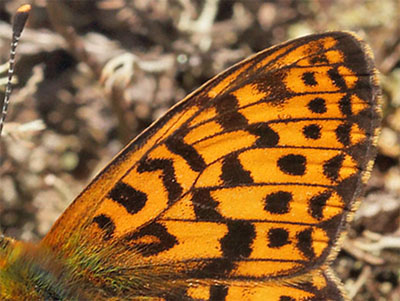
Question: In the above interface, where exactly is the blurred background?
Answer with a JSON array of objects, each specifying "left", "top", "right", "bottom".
[{"left": 0, "top": 1, "right": 399, "bottom": 300}]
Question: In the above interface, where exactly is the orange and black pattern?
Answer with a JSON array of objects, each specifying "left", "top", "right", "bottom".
[
  {"left": 39, "top": 32, "right": 381, "bottom": 300},
  {"left": 1, "top": 32, "right": 380, "bottom": 300}
]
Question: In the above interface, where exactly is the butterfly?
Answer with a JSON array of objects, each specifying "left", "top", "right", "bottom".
[{"left": 0, "top": 11, "right": 381, "bottom": 300}]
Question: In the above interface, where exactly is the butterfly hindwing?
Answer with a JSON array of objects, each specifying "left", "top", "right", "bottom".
[{"left": 41, "top": 32, "right": 380, "bottom": 300}]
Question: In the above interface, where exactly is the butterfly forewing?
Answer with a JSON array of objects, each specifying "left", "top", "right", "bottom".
[{"left": 40, "top": 32, "right": 380, "bottom": 300}]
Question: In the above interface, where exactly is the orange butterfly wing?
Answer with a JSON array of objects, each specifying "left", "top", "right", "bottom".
[{"left": 40, "top": 32, "right": 380, "bottom": 300}]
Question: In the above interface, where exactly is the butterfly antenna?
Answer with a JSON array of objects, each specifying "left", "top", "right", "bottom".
[{"left": 0, "top": 4, "right": 31, "bottom": 139}]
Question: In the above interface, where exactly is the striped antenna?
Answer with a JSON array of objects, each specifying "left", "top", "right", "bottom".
[{"left": 0, "top": 4, "right": 31, "bottom": 138}]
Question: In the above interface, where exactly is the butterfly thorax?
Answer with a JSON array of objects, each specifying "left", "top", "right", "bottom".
[
  {"left": 0, "top": 236, "right": 87, "bottom": 300},
  {"left": 0, "top": 234, "right": 189, "bottom": 300}
]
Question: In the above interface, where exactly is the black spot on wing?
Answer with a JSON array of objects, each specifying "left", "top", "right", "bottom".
[
  {"left": 210, "top": 285, "right": 228, "bottom": 301},
  {"left": 108, "top": 181, "right": 147, "bottom": 214},
  {"left": 268, "top": 228, "right": 290, "bottom": 248},
  {"left": 264, "top": 191, "right": 292, "bottom": 214},
  {"left": 247, "top": 123, "right": 279, "bottom": 147},
  {"left": 339, "top": 94, "right": 352, "bottom": 116},
  {"left": 328, "top": 67, "right": 346, "bottom": 89},
  {"left": 335, "top": 123, "right": 351, "bottom": 146},
  {"left": 303, "top": 124, "right": 321, "bottom": 140},
  {"left": 125, "top": 222, "right": 177, "bottom": 257},
  {"left": 215, "top": 94, "right": 248, "bottom": 130},
  {"left": 296, "top": 228, "right": 315, "bottom": 260},
  {"left": 309, "top": 52, "right": 329, "bottom": 65},
  {"left": 221, "top": 153, "right": 253, "bottom": 185},
  {"left": 309, "top": 191, "right": 332, "bottom": 220},
  {"left": 193, "top": 258, "right": 236, "bottom": 279},
  {"left": 302, "top": 71, "right": 317, "bottom": 86},
  {"left": 308, "top": 97, "right": 327, "bottom": 114},
  {"left": 92, "top": 214, "right": 115, "bottom": 241},
  {"left": 278, "top": 154, "right": 306, "bottom": 176},
  {"left": 323, "top": 154, "right": 344, "bottom": 182},
  {"left": 191, "top": 189, "right": 223, "bottom": 221},
  {"left": 220, "top": 220, "right": 255, "bottom": 259},
  {"left": 335, "top": 174, "right": 359, "bottom": 206},
  {"left": 138, "top": 158, "right": 182, "bottom": 204},
  {"left": 165, "top": 133, "right": 206, "bottom": 172}
]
